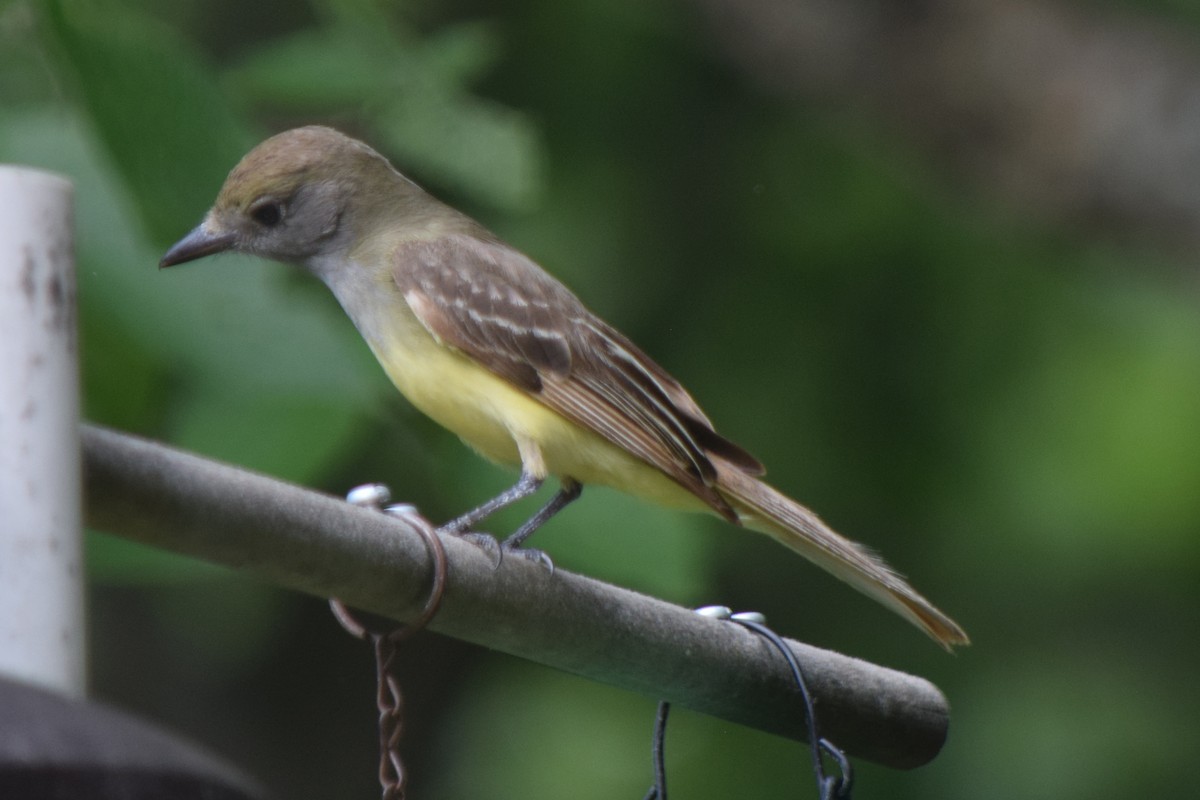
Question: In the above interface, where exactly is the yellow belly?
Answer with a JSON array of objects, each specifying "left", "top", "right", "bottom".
[{"left": 368, "top": 309, "right": 708, "bottom": 514}]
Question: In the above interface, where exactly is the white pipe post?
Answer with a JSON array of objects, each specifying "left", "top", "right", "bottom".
[{"left": 0, "top": 166, "right": 84, "bottom": 697}]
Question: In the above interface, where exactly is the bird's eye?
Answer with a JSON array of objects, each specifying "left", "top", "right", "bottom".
[{"left": 249, "top": 200, "right": 283, "bottom": 227}]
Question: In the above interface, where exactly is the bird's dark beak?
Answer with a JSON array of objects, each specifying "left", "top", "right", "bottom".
[{"left": 159, "top": 223, "right": 237, "bottom": 268}]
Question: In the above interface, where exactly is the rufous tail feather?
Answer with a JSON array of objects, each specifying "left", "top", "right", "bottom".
[{"left": 715, "top": 462, "right": 969, "bottom": 650}]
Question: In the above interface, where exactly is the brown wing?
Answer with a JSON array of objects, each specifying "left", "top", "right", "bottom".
[{"left": 392, "top": 234, "right": 764, "bottom": 519}]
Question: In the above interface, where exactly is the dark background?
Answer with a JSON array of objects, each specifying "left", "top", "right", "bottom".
[{"left": 3, "top": 0, "right": 1197, "bottom": 797}]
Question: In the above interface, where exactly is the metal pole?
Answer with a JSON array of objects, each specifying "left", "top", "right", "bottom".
[{"left": 0, "top": 166, "right": 84, "bottom": 697}]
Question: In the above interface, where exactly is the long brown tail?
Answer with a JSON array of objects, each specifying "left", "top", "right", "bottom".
[{"left": 715, "top": 462, "right": 969, "bottom": 650}]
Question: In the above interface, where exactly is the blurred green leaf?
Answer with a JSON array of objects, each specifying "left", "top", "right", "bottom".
[
  {"left": 170, "top": 390, "right": 362, "bottom": 484},
  {"left": 39, "top": 0, "right": 254, "bottom": 244},
  {"left": 0, "top": 1, "right": 55, "bottom": 105},
  {"left": 230, "top": 5, "right": 542, "bottom": 211},
  {"left": 415, "top": 21, "right": 504, "bottom": 86},
  {"left": 78, "top": 303, "right": 170, "bottom": 434},
  {"left": 372, "top": 88, "right": 542, "bottom": 211},
  {"left": 228, "top": 29, "right": 380, "bottom": 108}
]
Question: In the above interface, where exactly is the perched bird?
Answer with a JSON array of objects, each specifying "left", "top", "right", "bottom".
[{"left": 161, "top": 126, "right": 968, "bottom": 649}]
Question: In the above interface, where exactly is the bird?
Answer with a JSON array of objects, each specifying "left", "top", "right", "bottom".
[{"left": 160, "top": 126, "right": 968, "bottom": 649}]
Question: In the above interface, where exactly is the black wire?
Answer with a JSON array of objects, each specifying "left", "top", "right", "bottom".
[
  {"left": 731, "top": 620, "right": 824, "bottom": 789},
  {"left": 642, "top": 614, "right": 854, "bottom": 799},
  {"left": 642, "top": 701, "right": 670, "bottom": 800},
  {"left": 818, "top": 739, "right": 853, "bottom": 799},
  {"left": 732, "top": 618, "right": 853, "bottom": 800}
]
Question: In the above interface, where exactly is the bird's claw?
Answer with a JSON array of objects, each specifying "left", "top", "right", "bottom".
[
  {"left": 505, "top": 543, "right": 554, "bottom": 573},
  {"left": 452, "top": 530, "right": 503, "bottom": 568}
]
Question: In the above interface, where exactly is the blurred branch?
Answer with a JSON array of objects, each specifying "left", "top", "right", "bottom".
[
  {"left": 694, "top": 0, "right": 1200, "bottom": 250},
  {"left": 82, "top": 424, "right": 950, "bottom": 771}
]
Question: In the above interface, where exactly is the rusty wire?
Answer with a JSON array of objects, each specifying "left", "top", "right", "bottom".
[{"left": 330, "top": 489, "right": 448, "bottom": 800}]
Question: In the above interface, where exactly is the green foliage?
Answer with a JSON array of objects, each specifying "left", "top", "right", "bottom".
[
  {"left": 431, "top": 660, "right": 803, "bottom": 799},
  {"left": 231, "top": 0, "right": 543, "bottom": 210},
  {"left": 40, "top": 0, "right": 253, "bottom": 244}
]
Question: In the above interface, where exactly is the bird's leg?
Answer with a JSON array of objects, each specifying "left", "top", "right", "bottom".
[
  {"left": 438, "top": 470, "right": 543, "bottom": 535},
  {"left": 503, "top": 478, "right": 582, "bottom": 550},
  {"left": 439, "top": 473, "right": 582, "bottom": 571},
  {"left": 487, "top": 479, "right": 582, "bottom": 571}
]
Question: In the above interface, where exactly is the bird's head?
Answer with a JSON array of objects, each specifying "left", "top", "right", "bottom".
[{"left": 160, "top": 126, "right": 417, "bottom": 269}]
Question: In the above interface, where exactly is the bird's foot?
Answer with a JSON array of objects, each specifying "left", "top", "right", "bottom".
[
  {"left": 351, "top": 484, "right": 554, "bottom": 571},
  {"left": 441, "top": 528, "right": 553, "bottom": 573},
  {"left": 502, "top": 539, "right": 554, "bottom": 573}
]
